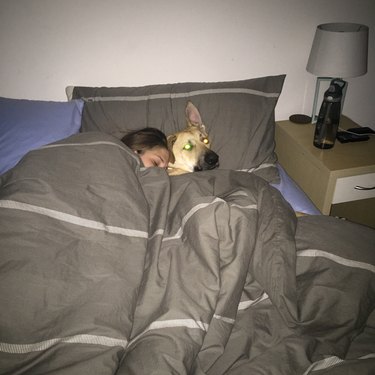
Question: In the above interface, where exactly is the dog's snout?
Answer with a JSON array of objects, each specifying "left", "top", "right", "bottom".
[
  {"left": 205, "top": 151, "right": 219, "bottom": 166},
  {"left": 195, "top": 150, "right": 219, "bottom": 172}
]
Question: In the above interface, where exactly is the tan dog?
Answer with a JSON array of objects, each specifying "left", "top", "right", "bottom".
[{"left": 167, "top": 102, "right": 219, "bottom": 176}]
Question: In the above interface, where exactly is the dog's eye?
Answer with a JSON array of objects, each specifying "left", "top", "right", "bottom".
[
  {"left": 183, "top": 144, "right": 193, "bottom": 151},
  {"left": 200, "top": 134, "right": 209, "bottom": 144}
]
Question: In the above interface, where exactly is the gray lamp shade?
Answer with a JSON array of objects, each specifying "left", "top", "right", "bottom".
[{"left": 306, "top": 23, "right": 369, "bottom": 78}]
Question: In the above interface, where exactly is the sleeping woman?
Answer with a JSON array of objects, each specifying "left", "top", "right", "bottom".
[{"left": 121, "top": 127, "right": 170, "bottom": 169}]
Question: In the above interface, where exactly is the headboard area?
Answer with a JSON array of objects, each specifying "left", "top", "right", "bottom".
[{"left": 68, "top": 75, "right": 286, "bottom": 182}]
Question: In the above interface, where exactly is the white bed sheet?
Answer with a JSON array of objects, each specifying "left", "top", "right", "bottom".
[{"left": 272, "top": 164, "right": 321, "bottom": 215}]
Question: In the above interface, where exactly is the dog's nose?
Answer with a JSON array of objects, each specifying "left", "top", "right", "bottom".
[{"left": 205, "top": 151, "right": 219, "bottom": 166}]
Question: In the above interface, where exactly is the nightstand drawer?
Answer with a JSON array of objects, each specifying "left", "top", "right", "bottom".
[{"left": 332, "top": 173, "right": 375, "bottom": 204}]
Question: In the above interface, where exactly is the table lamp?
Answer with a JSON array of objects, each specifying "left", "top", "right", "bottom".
[{"left": 306, "top": 22, "right": 369, "bottom": 123}]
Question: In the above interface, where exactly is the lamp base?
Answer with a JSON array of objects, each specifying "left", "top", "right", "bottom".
[{"left": 311, "top": 77, "right": 331, "bottom": 123}]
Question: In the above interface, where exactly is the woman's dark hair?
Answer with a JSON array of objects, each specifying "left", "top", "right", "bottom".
[{"left": 121, "top": 127, "right": 168, "bottom": 154}]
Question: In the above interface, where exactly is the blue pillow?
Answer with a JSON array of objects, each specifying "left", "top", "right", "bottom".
[{"left": 0, "top": 97, "right": 84, "bottom": 175}]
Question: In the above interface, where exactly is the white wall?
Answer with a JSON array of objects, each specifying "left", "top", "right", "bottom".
[{"left": 0, "top": 0, "right": 374, "bottom": 126}]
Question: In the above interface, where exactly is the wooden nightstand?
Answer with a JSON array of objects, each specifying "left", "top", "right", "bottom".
[{"left": 275, "top": 116, "right": 375, "bottom": 228}]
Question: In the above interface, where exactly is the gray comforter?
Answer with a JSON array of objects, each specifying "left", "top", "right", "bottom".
[{"left": 0, "top": 133, "right": 374, "bottom": 375}]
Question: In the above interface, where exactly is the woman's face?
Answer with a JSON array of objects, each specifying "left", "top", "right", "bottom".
[{"left": 139, "top": 147, "right": 170, "bottom": 169}]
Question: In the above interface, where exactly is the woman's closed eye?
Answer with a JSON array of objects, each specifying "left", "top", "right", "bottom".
[{"left": 139, "top": 147, "right": 170, "bottom": 168}]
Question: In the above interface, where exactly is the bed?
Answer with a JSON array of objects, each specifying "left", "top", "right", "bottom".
[{"left": 0, "top": 76, "right": 374, "bottom": 374}]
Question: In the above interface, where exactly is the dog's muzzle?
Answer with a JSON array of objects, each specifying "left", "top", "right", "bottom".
[{"left": 194, "top": 150, "right": 219, "bottom": 171}]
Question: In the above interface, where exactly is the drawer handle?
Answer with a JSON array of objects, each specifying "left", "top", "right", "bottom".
[{"left": 354, "top": 185, "right": 375, "bottom": 191}]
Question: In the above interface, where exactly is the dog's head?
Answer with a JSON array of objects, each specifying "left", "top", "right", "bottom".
[{"left": 167, "top": 101, "right": 219, "bottom": 175}]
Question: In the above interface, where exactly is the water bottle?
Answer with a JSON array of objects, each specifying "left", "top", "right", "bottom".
[{"left": 313, "top": 79, "right": 346, "bottom": 149}]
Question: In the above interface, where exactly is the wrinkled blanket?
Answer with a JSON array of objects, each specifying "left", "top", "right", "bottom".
[{"left": 0, "top": 132, "right": 374, "bottom": 375}]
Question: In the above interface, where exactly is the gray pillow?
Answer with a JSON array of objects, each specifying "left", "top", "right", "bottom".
[{"left": 70, "top": 75, "right": 285, "bottom": 182}]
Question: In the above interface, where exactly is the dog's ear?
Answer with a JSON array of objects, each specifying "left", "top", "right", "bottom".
[
  {"left": 167, "top": 134, "right": 176, "bottom": 164},
  {"left": 186, "top": 101, "right": 202, "bottom": 126}
]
